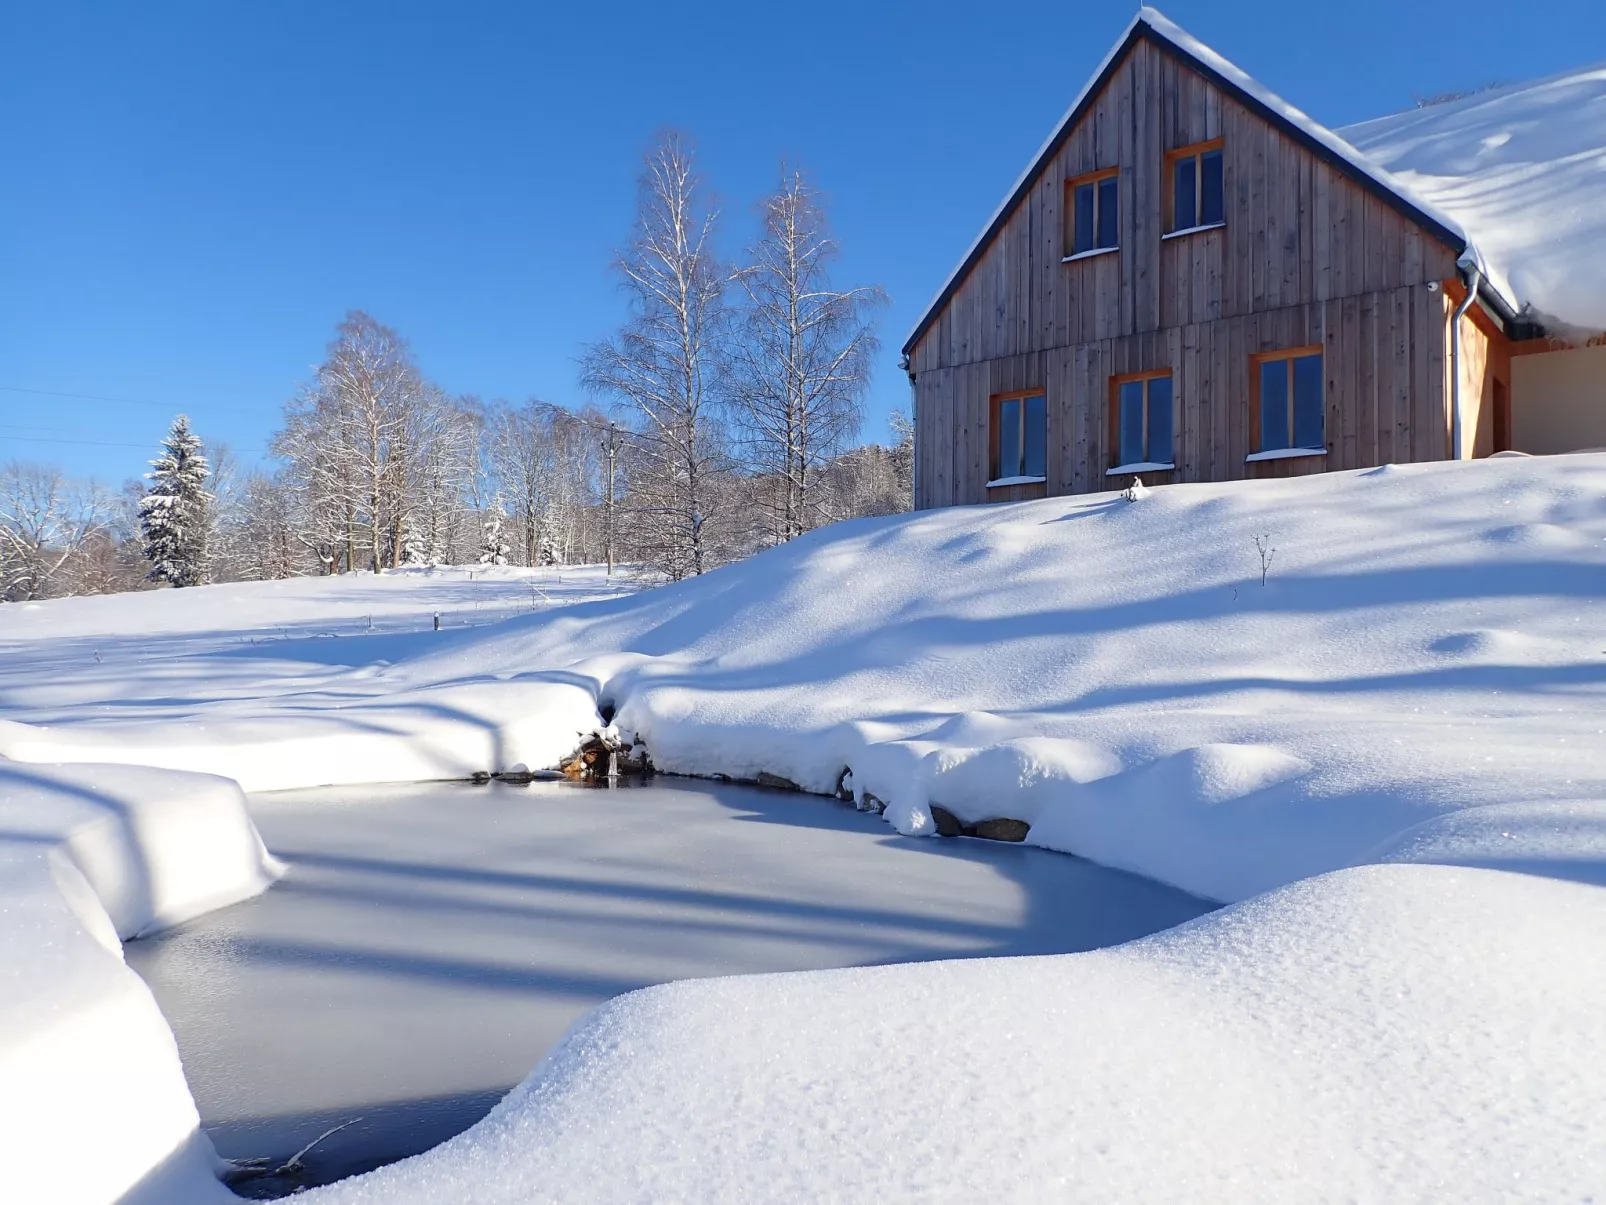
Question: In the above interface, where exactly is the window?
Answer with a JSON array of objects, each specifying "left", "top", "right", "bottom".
[
  {"left": 992, "top": 392, "right": 1047, "bottom": 483},
  {"left": 1065, "top": 168, "right": 1119, "bottom": 257},
  {"left": 1251, "top": 348, "right": 1324, "bottom": 455},
  {"left": 1109, "top": 372, "right": 1174, "bottom": 470},
  {"left": 1167, "top": 140, "right": 1224, "bottom": 234}
]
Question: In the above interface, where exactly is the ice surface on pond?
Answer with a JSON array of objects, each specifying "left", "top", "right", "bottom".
[{"left": 126, "top": 777, "right": 1211, "bottom": 1191}]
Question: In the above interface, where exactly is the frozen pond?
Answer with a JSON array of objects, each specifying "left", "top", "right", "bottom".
[{"left": 127, "top": 778, "right": 1214, "bottom": 1195}]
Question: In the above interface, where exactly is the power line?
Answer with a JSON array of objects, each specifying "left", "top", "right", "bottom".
[
  {"left": 0, "top": 433, "right": 267, "bottom": 452},
  {"left": 0, "top": 434, "right": 179, "bottom": 449},
  {"left": 0, "top": 384, "right": 269, "bottom": 418}
]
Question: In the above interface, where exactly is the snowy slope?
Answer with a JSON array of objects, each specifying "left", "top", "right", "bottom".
[
  {"left": 0, "top": 564, "right": 634, "bottom": 791},
  {"left": 307, "top": 863, "right": 1606, "bottom": 1204},
  {"left": 0, "top": 763, "right": 279, "bottom": 1205},
  {"left": 1343, "top": 63, "right": 1606, "bottom": 334},
  {"left": 4, "top": 457, "right": 1606, "bottom": 1201},
  {"left": 0, "top": 563, "right": 632, "bottom": 716},
  {"left": 6, "top": 457, "right": 1606, "bottom": 903},
  {"left": 368, "top": 453, "right": 1606, "bottom": 904}
]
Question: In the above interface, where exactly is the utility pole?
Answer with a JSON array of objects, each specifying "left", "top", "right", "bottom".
[{"left": 602, "top": 420, "right": 619, "bottom": 577}]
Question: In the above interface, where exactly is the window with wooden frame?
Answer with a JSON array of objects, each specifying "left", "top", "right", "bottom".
[
  {"left": 990, "top": 391, "right": 1047, "bottom": 484},
  {"left": 1250, "top": 347, "right": 1325, "bottom": 457},
  {"left": 1165, "top": 139, "right": 1224, "bottom": 235},
  {"left": 1064, "top": 168, "right": 1119, "bottom": 258},
  {"left": 1108, "top": 371, "right": 1174, "bottom": 471}
]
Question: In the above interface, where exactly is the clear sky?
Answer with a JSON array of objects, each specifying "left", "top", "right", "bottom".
[{"left": 4, "top": 0, "right": 1603, "bottom": 485}]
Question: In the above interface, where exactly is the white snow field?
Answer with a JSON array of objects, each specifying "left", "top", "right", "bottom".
[
  {"left": 307, "top": 863, "right": 1606, "bottom": 1205},
  {"left": 3, "top": 458, "right": 1606, "bottom": 1200},
  {"left": 0, "top": 564, "right": 635, "bottom": 790}
]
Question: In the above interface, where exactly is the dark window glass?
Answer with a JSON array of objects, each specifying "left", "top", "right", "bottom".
[
  {"left": 998, "top": 397, "right": 1021, "bottom": 477},
  {"left": 1292, "top": 353, "right": 1324, "bottom": 448},
  {"left": 1174, "top": 156, "right": 1197, "bottom": 231},
  {"left": 1096, "top": 177, "right": 1119, "bottom": 249},
  {"left": 1074, "top": 183, "right": 1095, "bottom": 254},
  {"left": 1147, "top": 376, "right": 1174, "bottom": 462},
  {"left": 1200, "top": 149, "right": 1224, "bottom": 226},
  {"left": 1119, "top": 380, "right": 1146, "bottom": 466},
  {"left": 1260, "top": 360, "right": 1290, "bottom": 451},
  {"left": 1023, "top": 395, "right": 1047, "bottom": 477}
]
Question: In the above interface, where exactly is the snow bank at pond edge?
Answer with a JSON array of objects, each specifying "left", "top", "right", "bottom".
[
  {"left": 0, "top": 675, "right": 600, "bottom": 793},
  {"left": 0, "top": 762, "right": 280, "bottom": 1205},
  {"left": 305, "top": 863, "right": 1606, "bottom": 1204}
]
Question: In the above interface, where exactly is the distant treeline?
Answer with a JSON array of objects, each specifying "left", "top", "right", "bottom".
[{"left": 1, "top": 131, "right": 910, "bottom": 601}]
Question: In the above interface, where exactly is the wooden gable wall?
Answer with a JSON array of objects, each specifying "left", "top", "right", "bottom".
[{"left": 911, "top": 36, "right": 1462, "bottom": 509}]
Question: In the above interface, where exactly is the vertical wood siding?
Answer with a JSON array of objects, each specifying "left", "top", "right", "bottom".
[{"left": 910, "top": 40, "right": 1460, "bottom": 508}]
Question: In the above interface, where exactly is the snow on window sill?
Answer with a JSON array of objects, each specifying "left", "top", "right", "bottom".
[
  {"left": 1062, "top": 246, "right": 1119, "bottom": 263},
  {"left": 1245, "top": 447, "right": 1326, "bottom": 463},
  {"left": 986, "top": 475, "right": 1047, "bottom": 488},
  {"left": 1162, "top": 222, "right": 1227, "bottom": 241},
  {"left": 1105, "top": 461, "right": 1176, "bottom": 476}
]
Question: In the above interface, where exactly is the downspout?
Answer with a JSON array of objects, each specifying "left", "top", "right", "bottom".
[{"left": 1449, "top": 252, "right": 1482, "bottom": 461}]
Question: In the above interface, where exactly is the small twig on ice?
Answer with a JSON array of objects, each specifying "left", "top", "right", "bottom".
[
  {"left": 228, "top": 1117, "right": 365, "bottom": 1183},
  {"left": 280, "top": 1117, "right": 363, "bottom": 1173}
]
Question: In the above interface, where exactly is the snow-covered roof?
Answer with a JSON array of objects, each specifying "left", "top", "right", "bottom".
[
  {"left": 1342, "top": 63, "right": 1606, "bottom": 337},
  {"left": 903, "top": 7, "right": 1579, "bottom": 357}
]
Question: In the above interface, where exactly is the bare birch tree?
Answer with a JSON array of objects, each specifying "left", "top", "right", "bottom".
[
  {"left": 582, "top": 132, "right": 730, "bottom": 580},
  {"left": 729, "top": 168, "right": 884, "bottom": 542},
  {"left": 491, "top": 399, "right": 556, "bottom": 567},
  {"left": 0, "top": 462, "right": 115, "bottom": 601},
  {"left": 276, "top": 311, "right": 428, "bottom": 573}
]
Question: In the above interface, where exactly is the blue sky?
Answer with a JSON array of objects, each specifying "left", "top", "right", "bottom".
[{"left": 4, "top": 0, "right": 1603, "bottom": 485}]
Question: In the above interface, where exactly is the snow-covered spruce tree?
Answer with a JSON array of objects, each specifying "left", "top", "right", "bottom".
[
  {"left": 479, "top": 504, "right": 510, "bottom": 566},
  {"left": 400, "top": 513, "right": 429, "bottom": 566},
  {"left": 139, "top": 415, "right": 212, "bottom": 587}
]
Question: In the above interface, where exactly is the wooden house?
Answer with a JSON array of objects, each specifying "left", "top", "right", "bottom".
[{"left": 903, "top": 8, "right": 1606, "bottom": 509}]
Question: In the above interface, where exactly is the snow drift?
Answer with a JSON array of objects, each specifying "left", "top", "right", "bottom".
[
  {"left": 388, "top": 452, "right": 1606, "bottom": 904},
  {"left": 6, "top": 454, "right": 1606, "bottom": 905},
  {"left": 4, "top": 455, "right": 1606, "bottom": 1201},
  {"left": 0, "top": 762, "right": 279, "bottom": 1205},
  {"left": 307, "top": 862, "right": 1606, "bottom": 1204},
  {"left": 1343, "top": 61, "right": 1606, "bottom": 334}
]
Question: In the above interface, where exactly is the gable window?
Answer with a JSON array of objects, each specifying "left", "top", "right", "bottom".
[
  {"left": 1249, "top": 347, "right": 1325, "bottom": 459},
  {"left": 1166, "top": 139, "right": 1224, "bottom": 234},
  {"left": 1108, "top": 371, "right": 1174, "bottom": 472},
  {"left": 1065, "top": 168, "right": 1119, "bottom": 258},
  {"left": 991, "top": 391, "right": 1047, "bottom": 484}
]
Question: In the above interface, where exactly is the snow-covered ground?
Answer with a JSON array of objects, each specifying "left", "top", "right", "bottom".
[
  {"left": 0, "top": 562, "right": 634, "bottom": 721},
  {"left": 8, "top": 460, "right": 1606, "bottom": 904},
  {"left": 4, "top": 460, "right": 1606, "bottom": 1201},
  {"left": 308, "top": 862, "right": 1606, "bottom": 1205},
  {"left": 0, "top": 564, "right": 637, "bottom": 790},
  {"left": 0, "top": 762, "right": 278, "bottom": 1205}
]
